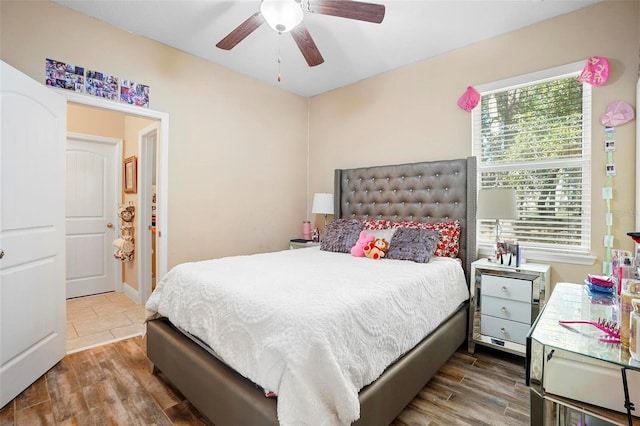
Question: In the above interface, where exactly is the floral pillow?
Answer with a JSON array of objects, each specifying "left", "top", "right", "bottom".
[
  {"left": 396, "top": 220, "right": 461, "bottom": 258},
  {"left": 320, "top": 219, "right": 364, "bottom": 253},
  {"left": 361, "top": 219, "right": 397, "bottom": 230}
]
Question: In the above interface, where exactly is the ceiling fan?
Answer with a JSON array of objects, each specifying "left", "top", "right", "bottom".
[{"left": 216, "top": 0, "right": 385, "bottom": 67}]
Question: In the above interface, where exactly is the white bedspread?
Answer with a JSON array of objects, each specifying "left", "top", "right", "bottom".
[{"left": 145, "top": 247, "right": 469, "bottom": 426}]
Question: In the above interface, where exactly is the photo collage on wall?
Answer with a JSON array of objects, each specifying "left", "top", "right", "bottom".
[
  {"left": 86, "top": 70, "right": 119, "bottom": 101},
  {"left": 45, "top": 58, "right": 84, "bottom": 92},
  {"left": 120, "top": 80, "right": 150, "bottom": 108},
  {"left": 45, "top": 58, "right": 150, "bottom": 108}
]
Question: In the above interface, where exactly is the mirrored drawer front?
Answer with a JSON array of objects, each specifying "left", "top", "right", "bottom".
[
  {"left": 481, "top": 274, "right": 532, "bottom": 303},
  {"left": 482, "top": 295, "right": 532, "bottom": 324},
  {"left": 480, "top": 315, "right": 530, "bottom": 345}
]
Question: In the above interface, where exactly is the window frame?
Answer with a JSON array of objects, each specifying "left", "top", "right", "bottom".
[{"left": 472, "top": 61, "right": 595, "bottom": 266}]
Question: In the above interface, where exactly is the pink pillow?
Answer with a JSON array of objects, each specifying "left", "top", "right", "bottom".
[
  {"left": 600, "top": 100, "right": 634, "bottom": 127},
  {"left": 577, "top": 56, "right": 609, "bottom": 86}
]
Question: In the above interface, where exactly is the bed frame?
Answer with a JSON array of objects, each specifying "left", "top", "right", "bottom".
[{"left": 147, "top": 156, "right": 477, "bottom": 425}]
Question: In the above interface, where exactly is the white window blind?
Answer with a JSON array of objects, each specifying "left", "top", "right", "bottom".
[{"left": 472, "top": 63, "right": 592, "bottom": 255}]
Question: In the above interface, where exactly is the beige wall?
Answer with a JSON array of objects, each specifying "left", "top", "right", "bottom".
[
  {"left": 2, "top": 1, "right": 639, "bottom": 289},
  {"left": 1, "top": 1, "right": 309, "bottom": 271},
  {"left": 67, "top": 103, "right": 125, "bottom": 138},
  {"left": 309, "top": 0, "right": 639, "bottom": 286}
]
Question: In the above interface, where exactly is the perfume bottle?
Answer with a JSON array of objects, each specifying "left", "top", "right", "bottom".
[
  {"left": 630, "top": 299, "right": 640, "bottom": 361},
  {"left": 311, "top": 227, "right": 320, "bottom": 243},
  {"left": 620, "top": 280, "right": 640, "bottom": 347}
]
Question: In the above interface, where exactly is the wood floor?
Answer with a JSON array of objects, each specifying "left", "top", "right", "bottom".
[{"left": 0, "top": 339, "right": 528, "bottom": 425}]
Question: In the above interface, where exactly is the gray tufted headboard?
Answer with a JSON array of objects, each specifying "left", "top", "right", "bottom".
[{"left": 334, "top": 157, "right": 477, "bottom": 285}]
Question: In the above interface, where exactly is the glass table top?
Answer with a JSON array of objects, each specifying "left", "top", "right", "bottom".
[{"left": 529, "top": 282, "right": 639, "bottom": 370}]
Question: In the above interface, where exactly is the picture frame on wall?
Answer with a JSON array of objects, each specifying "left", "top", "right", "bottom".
[
  {"left": 86, "top": 70, "right": 119, "bottom": 101},
  {"left": 120, "top": 80, "right": 150, "bottom": 108},
  {"left": 45, "top": 58, "right": 84, "bottom": 93},
  {"left": 124, "top": 156, "right": 137, "bottom": 194}
]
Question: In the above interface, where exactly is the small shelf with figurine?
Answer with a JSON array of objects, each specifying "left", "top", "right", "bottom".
[{"left": 113, "top": 203, "right": 135, "bottom": 262}]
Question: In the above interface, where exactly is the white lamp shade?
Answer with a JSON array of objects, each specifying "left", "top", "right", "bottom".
[
  {"left": 477, "top": 188, "right": 518, "bottom": 220},
  {"left": 312, "top": 193, "right": 334, "bottom": 215},
  {"left": 260, "top": 0, "right": 303, "bottom": 33}
]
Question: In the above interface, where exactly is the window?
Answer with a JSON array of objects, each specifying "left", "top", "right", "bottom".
[{"left": 472, "top": 62, "right": 591, "bottom": 260}]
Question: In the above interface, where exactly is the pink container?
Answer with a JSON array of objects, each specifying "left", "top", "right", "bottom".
[{"left": 303, "top": 221, "right": 311, "bottom": 240}]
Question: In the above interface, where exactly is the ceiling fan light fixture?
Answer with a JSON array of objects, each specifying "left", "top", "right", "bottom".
[{"left": 260, "top": 0, "right": 303, "bottom": 33}]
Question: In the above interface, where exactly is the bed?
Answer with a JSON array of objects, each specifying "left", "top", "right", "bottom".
[{"left": 146, "top": 156, "right": 477, "bottom": 426}]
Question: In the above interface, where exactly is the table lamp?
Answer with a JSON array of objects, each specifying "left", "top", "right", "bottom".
[
  {"left": 312, "top": 193, "right": 334, "bottom": 229},
  {"left": 477, "top": 188, "right": 518, "bottom": 245}
]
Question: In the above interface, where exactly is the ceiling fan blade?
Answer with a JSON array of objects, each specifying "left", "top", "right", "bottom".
[
  {"left": 305, "top": 0, "right": 385, "bottom": 24},
  {"left": 216, "top": 13, "right": 264, "bottom": 50},
  {"left": 291, "top": 23, "right": 324, "bottom": 67}
]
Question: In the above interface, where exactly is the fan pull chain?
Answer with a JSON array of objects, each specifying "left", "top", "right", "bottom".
[{"left": 277, "top": 55, "right": 281, "bottom": 82}]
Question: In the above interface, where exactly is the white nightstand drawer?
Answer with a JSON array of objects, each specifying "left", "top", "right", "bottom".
[
  {"left": 480, "top": 315, "right": 530, "bottom": 345},
  {"left": 481, "top": 274, "right": 532, "bottom": 303},
  {"left": 482, "top": 295, "right": 532, "bottom": 324}
]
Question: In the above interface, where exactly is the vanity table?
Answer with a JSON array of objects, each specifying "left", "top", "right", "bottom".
[{"left": 527, "top": 282, "right": 640, "bottom": 425}]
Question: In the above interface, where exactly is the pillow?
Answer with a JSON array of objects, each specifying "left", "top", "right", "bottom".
[
  {"left": 368, "top": 228, "right": 397, "bottom": 242},
  {"left": 396, "top": 220, "right": 461, "bottom": 258},
  {"left": 361, "top": 219, "right": 397, "bottom": 230},
  {"left": 320, "top": 219, "right": 364, "bottom": 253},
  {"left": 386, "top": 228, "right": 439, "bottom": 263}
]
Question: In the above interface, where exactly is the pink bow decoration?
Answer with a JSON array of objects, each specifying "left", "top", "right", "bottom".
[
  {"left": 457, "top": 86, "right": 480, "bottom": 112},
  {"left": 577, "top": 56, "right": 610, "bottom": 86},
  {"left": 600, "top": 100, "right": 634, "bottom": 127}
]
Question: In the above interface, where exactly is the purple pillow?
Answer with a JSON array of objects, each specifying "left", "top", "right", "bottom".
[
  {"left": 320, "top": 219, "right": 364, "bottom": 253},
  {"left": 387, "top": 228, "right": 439, "bottom": 263}
]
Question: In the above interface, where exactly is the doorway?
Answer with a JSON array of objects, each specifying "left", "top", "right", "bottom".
[
  {"left": 62, "top": 90, "right": 169, "bottom": 306},
  {"left": 65, "top": 133, "right": 122, "bottom": 298},
  {"left": 138, "top": 123, "right": 159, "bottom": 303}
]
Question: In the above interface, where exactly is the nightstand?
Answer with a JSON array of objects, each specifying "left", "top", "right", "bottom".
[
  {"left": 468, "top": 258, "right": 551, "bottom": 356},
  {"left": 289, "top": 239, "right": 320, "bottom": 249}
]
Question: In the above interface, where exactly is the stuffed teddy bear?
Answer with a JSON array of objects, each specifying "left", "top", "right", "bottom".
[
  {"left": 364, "top": 238, "right": 390, "bottom": 260},
  {"left": 351, "top": 231, "right": 375, "bottom": 257},
  {"left": 117, "top": 205, "right": 135, "bottom": 222}
]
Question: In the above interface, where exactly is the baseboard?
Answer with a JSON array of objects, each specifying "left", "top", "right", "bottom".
[{"left": 123, "top": 282, "right": 140, "bottom": 304}]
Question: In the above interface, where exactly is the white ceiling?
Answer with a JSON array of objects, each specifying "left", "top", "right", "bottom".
[{"left": 52, "top": 0, "right": 600, "bottom": 97}]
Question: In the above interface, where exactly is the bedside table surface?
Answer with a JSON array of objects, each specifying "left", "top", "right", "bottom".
[
  {"left": 289, "top": 239, "right": 320, "bottom": 249},
  {"left": 473, "top": 257, "right": 550, "bottom": 274},
  {"left": 529, "top": 282, "right": 637, "bottom": 369}
]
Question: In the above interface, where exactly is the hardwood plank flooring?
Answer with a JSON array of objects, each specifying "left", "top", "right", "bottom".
[{"left": 1, "top": 339, "right": 528, "bottom": 425}]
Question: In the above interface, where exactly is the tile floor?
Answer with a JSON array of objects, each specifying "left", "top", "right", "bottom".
[{"left": 66, "top": 292, "right": 146, "bottom": 354}]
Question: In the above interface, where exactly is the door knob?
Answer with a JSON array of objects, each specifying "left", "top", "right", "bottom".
[
  {"left": 107, "top": 223, "right": 114, "bottom": 228},
  {"left": 0, "top": 249, "right": 4, "bottom": 259}
]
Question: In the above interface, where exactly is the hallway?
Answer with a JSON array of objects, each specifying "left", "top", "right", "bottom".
[{"left": 66, "top": 292, "right": 146, "bottom": 353}]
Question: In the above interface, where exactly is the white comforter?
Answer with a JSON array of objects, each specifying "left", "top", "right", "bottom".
[{"left": 145, "top": 247, "right": 469, "bottom": 426}]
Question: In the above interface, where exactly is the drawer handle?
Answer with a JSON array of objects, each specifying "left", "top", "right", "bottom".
[
  {"left": 500, "top": 327, "right": 506, "bottom": 334},
  {"left": 501, "top": 286, "right": 508, "bottom": 292},
  {"left": 501, "top": 306, "right": 507, "bottom": 313}
]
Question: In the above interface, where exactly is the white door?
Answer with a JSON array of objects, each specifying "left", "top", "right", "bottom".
[
  {"left": 0, "top": 61, "right": 66, "bottom": 407},
  {"left": 66, "top": 134, "right": 120, "bottom": 298}
]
